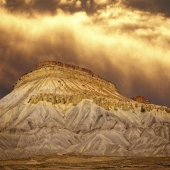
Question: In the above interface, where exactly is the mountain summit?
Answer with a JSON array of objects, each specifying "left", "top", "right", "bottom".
[
  {"left": 0, "top": 61, "right": 170, "bottom": 160},
  {"left": 11, "top": 61, "right": 128, "bottom": 111}
]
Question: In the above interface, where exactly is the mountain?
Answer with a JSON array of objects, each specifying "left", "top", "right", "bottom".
[{"left": 0, "top": 61, "right": 170, "bottom": 160}]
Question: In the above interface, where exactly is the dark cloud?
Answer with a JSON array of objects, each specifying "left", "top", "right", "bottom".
[
  {"left": 1, "top": 0, "right": 170, "bottom": 17},
  {"left": 124, "top": 0, "right": 170, "bottom": 16},
  {"left": 1, "top": 0, "right": 113, "bottom": 14}
]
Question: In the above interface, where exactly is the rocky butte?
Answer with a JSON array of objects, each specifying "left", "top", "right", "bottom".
[
  {"left": 0, "top": 61, "right": 170, "bottom": 160},
  {"left": 131, "top": 96, "right": 150, "bottom": 104}
]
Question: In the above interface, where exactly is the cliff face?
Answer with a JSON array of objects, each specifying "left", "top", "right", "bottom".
[
  {"left": 33, "top": 61, "right": 93, "bottom": 74},
  {"left": 0, "top": 61, "right": 170, "bottom": 160}
]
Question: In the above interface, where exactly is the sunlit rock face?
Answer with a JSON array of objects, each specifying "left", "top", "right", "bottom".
[{"left": 0, "top": 61, "right": 170, "bottom": 160}]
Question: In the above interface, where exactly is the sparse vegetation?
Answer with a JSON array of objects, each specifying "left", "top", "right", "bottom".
[{"left": 141, "top": 106, "right": 146, "bottom": 112}]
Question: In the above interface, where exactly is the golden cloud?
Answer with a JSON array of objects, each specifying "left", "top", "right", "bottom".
[{"left": 0, "top": 4, "right": 170, "bottom": 106}]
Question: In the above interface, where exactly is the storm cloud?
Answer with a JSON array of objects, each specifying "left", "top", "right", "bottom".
[
  {"left": 1, "top": 0, "right": 170, "bottom": 16},
  {"left": 124, "top": 0, "right": 170, "bottom": 17},
  {"left": 0, "top": 0, "right": 114, "bottom": 14},
  {"left": 0, "top": 1, "right": 170, "bottom": 107}
]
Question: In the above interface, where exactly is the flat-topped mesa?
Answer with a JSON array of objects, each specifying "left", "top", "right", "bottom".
[
  {"left": 33, "top": 61, "right": 93, "bottom": 75},
  {"left": 12, "top": 61, "right": 126, "bottom": 102},
  {"left": 13, "top": 62, "right": 110, "bottom": 88}
]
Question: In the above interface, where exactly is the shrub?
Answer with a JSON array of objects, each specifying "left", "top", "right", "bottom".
[{"left": 141, "top": 106, "right": 146, "bottom": 112}]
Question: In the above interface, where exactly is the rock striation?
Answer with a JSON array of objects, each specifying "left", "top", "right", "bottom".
[
  {"left": 0, "top": 61, "right": 170, "bottom": 160},
  {"left": 13, "top": 61, "right": 117, "bottom": 93}
]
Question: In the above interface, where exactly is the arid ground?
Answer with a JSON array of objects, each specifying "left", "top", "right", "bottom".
[{"left": 0, "top": 154, "right": 170, "bottom": 170}]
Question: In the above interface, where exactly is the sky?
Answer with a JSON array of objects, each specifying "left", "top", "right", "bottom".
[{"left": 0, "top": 0, "right": 170, "bottom": 107}]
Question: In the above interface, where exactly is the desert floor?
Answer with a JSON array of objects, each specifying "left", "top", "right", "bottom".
[{"left": 0, "top": 154, "right": 170, "bottom": 170}]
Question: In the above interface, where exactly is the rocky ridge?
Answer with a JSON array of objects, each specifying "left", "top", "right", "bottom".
[
  {"left": 132, "top": 95, "right": 150, "bottom": 104},
  {"left": 0, "top": 61, "right": 170, "bottom": 160}
]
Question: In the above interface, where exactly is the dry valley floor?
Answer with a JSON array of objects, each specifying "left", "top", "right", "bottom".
[{"left": 0, "top": 154, "right": 170, "bottom": 170}]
